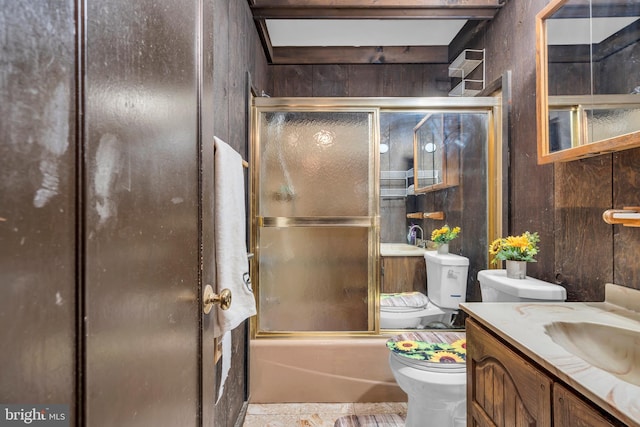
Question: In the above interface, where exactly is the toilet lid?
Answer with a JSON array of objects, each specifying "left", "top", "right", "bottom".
[
  {"left": 380, "top": 292, "right": 430, "bottom": 311},
  {"left": 386, "top": 331, "right": 466, "bottom": 368}
]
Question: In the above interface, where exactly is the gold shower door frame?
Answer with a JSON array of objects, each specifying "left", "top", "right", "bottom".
[{"left": 249, "top": 97, "right": 501, "bottom": 338}]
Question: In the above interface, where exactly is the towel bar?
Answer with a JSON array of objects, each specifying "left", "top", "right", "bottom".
[{"left": 603, "top": 207, "right": 640, "bottom": 227}]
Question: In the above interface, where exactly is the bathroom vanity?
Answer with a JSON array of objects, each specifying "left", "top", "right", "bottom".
[
  {"left": 461, "top": 284, "right": 640, "bottom": 427},
  {"left": 380, "top": 243, "right": 428, "bottom": 294}
]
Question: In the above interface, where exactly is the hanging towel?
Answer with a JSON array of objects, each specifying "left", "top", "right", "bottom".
[{"left": 213, "top": 136, "right": 256, "bottom": 338}]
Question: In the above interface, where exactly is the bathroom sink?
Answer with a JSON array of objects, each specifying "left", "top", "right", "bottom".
[
  {"left": 544, "top": 321, "right": 640, "bottom": 386},
  {"left": 380, "top": 243, "right": 431, "bottom": 257}
]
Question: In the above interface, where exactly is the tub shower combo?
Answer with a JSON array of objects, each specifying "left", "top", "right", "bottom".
[{"left": 248, "top": 97, "right": 501, "bottom": 403}]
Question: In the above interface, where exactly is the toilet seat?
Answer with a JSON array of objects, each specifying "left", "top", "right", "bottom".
[
  {"left": 386, "top": 331, "right": 467, "bottom": 373},
  {"left": 380, "top": 292, "right": 429, "bottom": 312}
]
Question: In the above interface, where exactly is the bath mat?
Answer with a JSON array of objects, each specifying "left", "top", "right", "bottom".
[{"left": 333, "top": 414, "right": 405, "bottom": 427}]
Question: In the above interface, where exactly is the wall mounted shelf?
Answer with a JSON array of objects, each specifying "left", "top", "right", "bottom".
[{"left": 448, "top": 49, "right": 485, "bottom": 97}]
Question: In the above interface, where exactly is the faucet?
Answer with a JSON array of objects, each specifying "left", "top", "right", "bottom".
[{"left": 409, "top": 224, "right": 424, "bottom": 247}]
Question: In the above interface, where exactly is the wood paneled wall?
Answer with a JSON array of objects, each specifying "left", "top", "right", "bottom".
[
  {"left": 471, "top": 0, "right": 640, "bottom": 300},
  {"left": 267, "top": 0, "right": 640, "bottom": 303},
  {"left": 269, "top": 64, "right": 450, "bottom": 97},
  {"left": 212, "top": 1, "right": 268, "bottom": 426}
]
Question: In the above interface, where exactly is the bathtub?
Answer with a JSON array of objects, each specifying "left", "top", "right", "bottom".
[{"left": 249, "top": 337, "right": 406, "bottom": 403}]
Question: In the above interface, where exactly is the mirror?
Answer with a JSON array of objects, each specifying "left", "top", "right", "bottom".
[
  {"left": 413, "top": 112, "right": 460, "bottom": 193},
  {"left": 536, "top": 0, "right": 640, "bottom": 163}
]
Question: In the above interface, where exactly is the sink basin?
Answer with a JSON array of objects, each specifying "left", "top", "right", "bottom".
[
  {"left": 544, "top": 321, "right": 640, "bottom": 386},
  {"left": 380, "top": 243, "right": 431, "bottom": 257}
]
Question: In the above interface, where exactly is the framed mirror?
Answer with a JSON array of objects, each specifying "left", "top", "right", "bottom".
[
  {"left": 536, "top": 0, "right": 640, "bottom": 163},
  {"left": 413, "top": 112, "right": 460, "bottom": 193}
]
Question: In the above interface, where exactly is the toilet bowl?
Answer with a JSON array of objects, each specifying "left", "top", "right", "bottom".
[
  {"left": 379, "top": 292, "right": 451, "bottom": 329},
  {"left": 387, "top": 332, "right": 467, "bottom": 427},
  {"left": 387, "top": 265, "right": 568, "bottom": 427},
  {"left": 380, "top": 251, "right": 469, "bottom": 329}
]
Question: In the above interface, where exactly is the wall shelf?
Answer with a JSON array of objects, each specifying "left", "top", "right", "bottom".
[
  {"left": 380, "top": 169, "right": 438, "bottom": 198},
  {"left": 448, "top": 49, "right": 485, "bottom": 97}
]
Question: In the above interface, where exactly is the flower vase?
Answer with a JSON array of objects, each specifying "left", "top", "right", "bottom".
[
  {"left": 506, "top": 260, "right": 527, "bottom": 279},
  {"left": 437, "top": 243, "right": 449, "bottom": 255}
]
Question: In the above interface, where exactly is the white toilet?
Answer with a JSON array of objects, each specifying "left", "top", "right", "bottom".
[
  {"left": 387, "top": 265, "right": 567, "bottom": 427},
  {"left": 477, "top": 269, "right": 567, "bottom": 302},
  {"left": 380, "top": 251, "right": 469, "bottom": 329}
]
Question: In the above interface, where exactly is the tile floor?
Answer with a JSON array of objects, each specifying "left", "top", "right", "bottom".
[{"left": 242, "top": 402, "right": 407, "bottom": 427}]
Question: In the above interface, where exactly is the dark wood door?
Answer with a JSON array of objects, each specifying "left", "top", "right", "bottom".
[
  {"left": 83, "top": 0, "right": 211, "bottom": 425},
  {"left": 0, "top": 0, "right": 78, "bottom": 420},
  {"left": 1, "top": 1, "right": 216, "bottom": 426}
]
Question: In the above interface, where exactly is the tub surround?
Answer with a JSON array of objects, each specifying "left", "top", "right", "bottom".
[
  {"left": 461, "top": 283, "right": 640, "bottom": 426},
  {"left": 250, "top": 338, "right": 406, "bottom": 404}
]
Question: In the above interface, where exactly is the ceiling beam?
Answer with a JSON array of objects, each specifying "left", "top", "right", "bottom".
[
  {"left": 251, "top": 0, "right": 503, "bottom": 19},
  {"left": 270, "top": 46, "right": 449, "bottom": 64}
]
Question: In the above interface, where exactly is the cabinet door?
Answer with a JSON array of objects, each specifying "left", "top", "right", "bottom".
[
  {"left": 467, "top": 319, "right": 553, "bottom": 427},
  {"left": 553, "top": 384, "right": 619, "bottom": 427},
  {"left": 381, "top": 256, "right": 427, "bottom": 293}
]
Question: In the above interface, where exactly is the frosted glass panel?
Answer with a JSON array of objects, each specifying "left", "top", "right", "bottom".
[
  {"left": 258, "top": 111, "right": 372, "bottom": 217},
  {"left": 588, "top": 107, "right": 640, "bottom": 143},
  {"left": 258, "top": 227, "right": 370, "bottom": 332}
]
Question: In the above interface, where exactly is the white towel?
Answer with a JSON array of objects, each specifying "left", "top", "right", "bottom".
[{"left": 213, "top": 136, "right": 256, "bottom": 338}]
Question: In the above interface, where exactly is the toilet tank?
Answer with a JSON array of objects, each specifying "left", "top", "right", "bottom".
[
  {"left": 477, "top": 269, "right": 567, "bottom": 302},
  {"left": 424, "top": 251, "right": 469, "bottom": 309}
]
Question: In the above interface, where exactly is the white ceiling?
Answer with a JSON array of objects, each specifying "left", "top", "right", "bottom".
[
  {"left": 547, "top": 16, "right": 639, "bottom": 45},
  {"left": 266, "top": 19, "right": 468, "bottom": 47}
]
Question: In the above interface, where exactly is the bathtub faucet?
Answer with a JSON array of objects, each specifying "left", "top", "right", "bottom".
[{"left": 409, "top": 225, "right": 425, "bottom": 247}]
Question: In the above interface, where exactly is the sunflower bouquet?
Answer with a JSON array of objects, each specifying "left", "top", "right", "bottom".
[
  {"left": 430, "top": 225, "right": 461, "bottom": 244},
  {"left": 489, "top": 231, "right": 540, "bottom": 265}
]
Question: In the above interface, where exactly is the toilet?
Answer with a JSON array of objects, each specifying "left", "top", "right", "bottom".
[
  {"left": 387, "top": 331, "right": 467, "bottom": 427},
  {"left": 379, "top": 291, "right": 449, "bottom": 329},
  {"left": 379, "top": 251, "right": 469, "bottom": 329},
  {"left": 387, "top": 264, "right": 567, "bottom": 427},
  {"left": 477, "top": 269, "right": 567, "bottom": 302}
]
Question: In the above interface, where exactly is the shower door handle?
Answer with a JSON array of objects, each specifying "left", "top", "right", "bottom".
[{"left": 203, "top": 285, "right": 232, "bottom": 314}]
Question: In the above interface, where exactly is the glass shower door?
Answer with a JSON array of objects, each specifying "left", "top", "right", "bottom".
[{"left": 252, "top": 108, "right": 378, "bottom": 334}]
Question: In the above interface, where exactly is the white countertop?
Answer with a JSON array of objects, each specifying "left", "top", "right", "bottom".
[
  {"left": 380, "top": 243, "right": 432, "bottom": 257},
  {"left": 461, "top": 284, "right": 640, "bottom": 427}
]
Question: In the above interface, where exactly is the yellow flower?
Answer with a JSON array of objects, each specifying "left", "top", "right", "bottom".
[
  {"left": 430, "top": 225, "right": 461, "bottom": 244},
  {"left": 450, "top": 339, "right": 466, "bottom": 354},
  {"left": 429, "top": 351, "right": 465, "bottom": 363},
  {"left": 395, "top": 341, "right": 419, "bottom": 352},
  {"left": 505, "top": 235, "right": 529, "bottom": 250},
  {"left": 489, "top": 238, "right": 503, "bottom": 255}
]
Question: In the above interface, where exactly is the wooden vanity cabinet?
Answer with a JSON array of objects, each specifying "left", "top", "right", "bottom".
[
  {"left": 553, "top": 384, "right": 617, "bottom": 427},
  {"left": 380, "top": 256, "right": 427, "bottom": 294},
  {"left": 467, "top": 319, "right": 624, "bottom": 427},
  {"left": 466, "top": 319, "right": 552, "bottom": 426}
]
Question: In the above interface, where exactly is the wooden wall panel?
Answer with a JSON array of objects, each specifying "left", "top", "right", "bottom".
[
  {"left": 213, "top": 1, "right": 269, "bottom": 426},
  {"left": 270, "top": 63, "right": 449, "bottom": 98},
  {"left": 554, "top": 157, "right": 613, "bottom": 302},
  {"left": 613, "top": 148, "right": 640, "bottom": 290},
  {"left": 473, "top": 0, "right": 640, "bottom": 300},
  {"left": 347, "top": 65, "right": 386, "bottom": 96},
  {"left": 313, "top": 65, "right": 349, "bottom": 96},
  {"left": 270, "top": 65, "right": 314, "bottom": 97}
]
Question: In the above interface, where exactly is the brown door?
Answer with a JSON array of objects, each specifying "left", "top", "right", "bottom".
[
  {"left": 83, "top": 0, "right": 214, "bottom": 426},
  {"left": 1, "top": 1, "right": 216, "bottom": 426},
  {"left": 0, "top": 1, "right": 78, "bottom": 420}
]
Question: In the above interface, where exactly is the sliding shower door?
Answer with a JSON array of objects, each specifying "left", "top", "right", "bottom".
[{"left": 251, "top": 104, "right": 378, "bottom": 334}]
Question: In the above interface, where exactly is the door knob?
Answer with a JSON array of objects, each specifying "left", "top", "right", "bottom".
[{"left": 203, "top": 285, "right": 232, "bottom": 314}]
